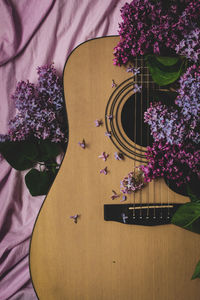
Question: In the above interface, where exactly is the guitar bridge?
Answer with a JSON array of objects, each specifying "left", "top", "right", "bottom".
[{"left": 104, "top": 203, "right": 182, "bottom": 226}]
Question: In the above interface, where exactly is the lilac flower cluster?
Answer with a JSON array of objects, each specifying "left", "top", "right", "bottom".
[
  {"left": 175, "top": 64, "right": 200, "bottom": 143},
  {"left": 144, "top": 102, "right": 185, "bottom": 144},
  {"left": 0, "top": 134, "right": 10, "bottom": 142},
  {"left": 141, "top": 141, "right": 200, "bottom": 186},
  {"left": 143, "top": 64, "right": 200, "bottom": 186},
  {"left": 8, "top": 64, "right": 67, "bottom": 143},
  {"left": 120, "top": 168, "right": 145, "bottom": 194},
  {"left": 113, "top": 0, "right": 200, "bottom": 65},
  {"left": 175, "top": 28, "right": 200, "bottom": 62},
  {"left": 144, "top": 64, "right": 200, "bottom": 145}
]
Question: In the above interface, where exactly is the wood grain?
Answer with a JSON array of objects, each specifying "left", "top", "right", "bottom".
[{"left": 30, "top": 36, "right": 200, "bottom": 300}]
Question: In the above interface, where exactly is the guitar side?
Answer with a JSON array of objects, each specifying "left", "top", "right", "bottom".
[{"left": 30, "top": 36, "right": 200, "bottom": 300}]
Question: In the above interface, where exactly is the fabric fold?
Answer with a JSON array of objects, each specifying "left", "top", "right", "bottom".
[{"left": 0, "top": 0, "right": 55, "bottom": 66}]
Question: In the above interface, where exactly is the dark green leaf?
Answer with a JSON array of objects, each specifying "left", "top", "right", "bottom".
[
  {"left": 0, "top": 141, "right": 38, "bottom": 170},
  {"left": 155, "top": 56, "right": 180, "bottom": 66},
  {"left": 36, "top": 140, "right": 62, "bottom": 162},
  {"left": 191, "top": 260, "right": 200, "bottom": 280},
  {"left": 186, "top": 177, "right": 200, "bottom": 202},
  {"left": 25, "top": 169, "right": 56, "bottom": 196},
  {"left": 187, "top": 185, "right": 200, "bottom": 203},
  {"left": 145, "top": 55, "right": 185, "bottom": 86},
  {"left": 171, "top": 203, "right": 200, "bottom": 234}
]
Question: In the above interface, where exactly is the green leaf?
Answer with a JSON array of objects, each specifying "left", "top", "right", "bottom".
[
  {"left": 145, "top": 55, "right": 185, "bottom": 86},
  {"left": 171, "top": 202, "right": 200, "bottom": 234},
  {"left": 36, "top": 140, "right": 62, "bottom": 162},
  {"left": 155, "top": 56, "right": 180, "bottom": 66},
  {"left": 0, "top": 141, "right": 38, "bottom": 170},
  {"left": 187, "top": 185, "right": 200, "bottom": 203},
  {"left": 191, "top": 260, "right": 200, "bottom": 280},
  {"left": 0, "top": 139, "right": 63, "bottom": 170},
  {"left": 186, "top": 177, "right": 200, "bottom": 203},
  {"left": 25, "top": 169, "right": 56, "bottom": 196}
]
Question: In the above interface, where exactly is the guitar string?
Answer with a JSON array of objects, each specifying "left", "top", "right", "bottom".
[
  {"left": 157, "top": 82, "right": 163, "bottom": 219},
  {"left": 146, "top": 58, "right": 150, "bottom": 219},
  {"left": 155, "top": 81, "right": 163, "bottom": 219},
  {"left": 156, "top": 81, "right": 164, "bottom": 219},
  {"left": 139, "top": 57, "right": 143, "bottom": 219},
  {"left": 133, "top": 58, "right": 172, "bottom": 220},
  {"left": 133, "top": 56, "right": 137, "bottom": 219},
  {"left": 151, "top": 67, "right": 156, "bottom": 219},
  {"left": 132, "top": 59, "right": 173, "bottom": 220},
  {"left": 142, "top": 57, "right": 154, "bottom": 219},
  {"left": 167, "top": 179, "right": 170, "bottom": 219}
]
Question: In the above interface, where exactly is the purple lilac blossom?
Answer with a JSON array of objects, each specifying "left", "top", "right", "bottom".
[
  {"left": 78, "top": 139, "right": 86, "bottom": 149},
  {"left": 112, "top": 80, "right": 117, "bottom": 88},
  {"left": 111, "top": 190, "right": 120, "bottom": 200},
  {"left": 175, "top": 64, "right": 200, "bottom": 144},
  {"left": 95, "top": 119, "right": 103, "bottom": 127},
  {"left": 70, "top": 214, "right": 79, "bottom": 223},
  {"left": 120, "top": 168, "right": 145, "bottom": 194},
  {"left": 0, "top": 134, "right": 10, "bottom": 142},
  {"left": 106, "top": 114, "right": 113, "bottom": 120},
  {"left": 120, "top": 195, "right": 127, "bottom": 202},
  {"left": 113, "top": 0, "right": 200, "bottom": 65},
  {"left": 98, "top": 152, "right": 109, "bottom": 161},
  {"left": 114, "top": 152, "right": 124, "bottom": 160},
  {"left": 145, "top": 63, "right": 200, "bottom": 146},
  {"left": 141, "top": 141, "right": 200, "bottom": 186},
  {"left": 133, "top": 84, "right": 142, "bottom": 93},
  {"left": 144, "top": 102, "right": 186, "bottom": 145},
  {"left": 105, "top": 131, "right": 112, "bottom": 138},
  {"left": 122, "top": 213, "right": 128, "bottom": 223},
  {"left": 8, "top": 64, "right": 67, "bottom": 143},
  {"left": 100, "top": 167, "right": 108, "bottom": 175},
  {"left": 175, "top": 28, "right": 200, "bottom": 62},
  {"left": 126, "top": 66, "right": 140, "bottom": 75}
]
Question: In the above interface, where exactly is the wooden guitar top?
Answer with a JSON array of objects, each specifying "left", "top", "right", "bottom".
[{"left": 30, "top": 36, "right": 200, "bottom": 300}]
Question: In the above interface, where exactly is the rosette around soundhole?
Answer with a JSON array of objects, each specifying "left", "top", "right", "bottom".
[{"left": 105, "top": 77, "right": 153, "bottom": 163}]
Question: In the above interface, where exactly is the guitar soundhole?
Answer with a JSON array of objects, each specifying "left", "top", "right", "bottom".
[
  {"left": 121, "top": 90, "right": 153, "bottom": 147},
  {"left": 105, "top": 75, "right": 177, "bottom": 162}
]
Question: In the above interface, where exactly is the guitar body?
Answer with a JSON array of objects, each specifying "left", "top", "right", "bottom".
[{"left": 30, "top": 37, "right": 200, "bottom": 300}]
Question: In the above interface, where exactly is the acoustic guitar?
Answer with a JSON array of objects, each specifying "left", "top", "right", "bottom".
[{"left": 30, "top": 36, "right": 200, "bottom": 300}]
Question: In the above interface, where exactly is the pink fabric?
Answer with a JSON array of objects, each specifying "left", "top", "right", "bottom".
[
  {"left": 0, "top": 0, "right": 55, "bottom": 66},
  {"left": 0, "top": 1, "right": 130, "bottom": 299}
]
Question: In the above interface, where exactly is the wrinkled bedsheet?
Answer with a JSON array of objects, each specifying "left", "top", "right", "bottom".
[{"left": 0, "top": 1, "right": 130, "bottom": 299}]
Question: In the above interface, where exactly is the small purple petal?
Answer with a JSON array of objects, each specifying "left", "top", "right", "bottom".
[
  {"left": 120, "top": 195, "right": 127, "bottom": 202},
  {"left": 114, "top": 152, "right": 124, "bottom": 160},
  {"left": 70, "top": 214, "right": 79, "bottom": 223},
  {"left": 121, "top": 213, "right": 128, "bottom": 223},
  {"left": 95, "top": 120, "right": 103, "bottom": 127},
  {"left": 126, "top": 65, "right": 134, "bottom": 73},
  {"left": 111, "top": 190, "right": 120, "bottom": 200},
  {"left": 133, "top": 84, "right": 142, "bottom": 93},
  {"left": 100, "top": 167, "right": 108, "bottom": 175},
  {"left": 78, "top": 139, "right": 86, "bottom": 149},
  {"left": 127, "top": 66, "right": 140, "bottom": 75},
  {"left": 98, "top": 152, "right": 109, "bottom": 161},
  {"left": 112, "top": 79, "right": 117, "bottom": 88},
  {"left": 106, "top": 114, "right": 113, "bottom": 120},
  {"left": 105, "top": 131, "right": 112, "bottom": 138}
]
